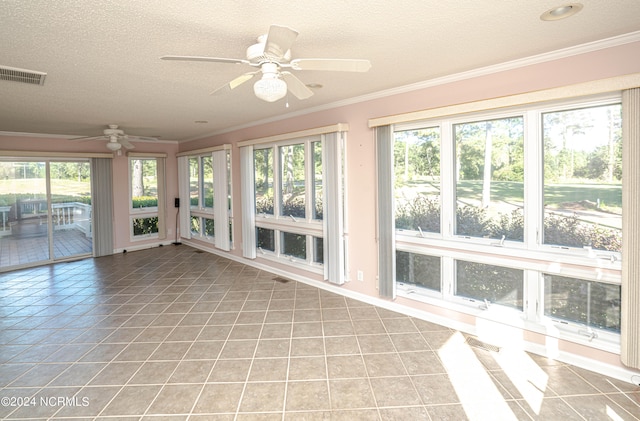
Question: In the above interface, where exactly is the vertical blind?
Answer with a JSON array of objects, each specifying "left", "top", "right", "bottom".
[
  {"left": 90, "top": 158, "right": 114, "bottom": 257},
  {"left": 375, "top": 125, "right": 395, "bottom": 298},
  {"left": 240, "top": 145, "right": 257, "bottom": 259},
  {"left": 621, "top": 87, "right": 640, "bottom": 370},
  {"left": 323, "top": 132, "right": 346, "bottom": 285},
  {"left": 176, "top": 156, "right": 191, "bottom": 240},
  {"left": 213, "top": 150, "right": 230, "bottom": 251}
]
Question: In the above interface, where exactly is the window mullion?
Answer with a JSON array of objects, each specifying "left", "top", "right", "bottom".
[
  {"left": 305, "top": 140, "right": 313, "bottom": 222},
  {"left": 273, "top": 146, "right": 282, "bottom": 218},
  {"left": 440, "top": 121, "right": 455, "bottom": 239},
  {"left": 524, "top": 270, "right": 540, "bottom": 322},
  {"left": 524, "top": 110, "right": 542, "bottom": 249},
  {"left": 441, "top": 256, "right": 455, "bottom": 300}
]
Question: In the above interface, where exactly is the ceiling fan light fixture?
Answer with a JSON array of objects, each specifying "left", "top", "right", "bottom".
[
  {"left": 106, "top": 141, "right": 122, "bottom": 151},
  {"left": 254, "top": 73, "right": 287, "bottom": 102}
]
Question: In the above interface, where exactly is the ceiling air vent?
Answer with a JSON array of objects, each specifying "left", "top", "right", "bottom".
[{"left": 0, "top": 65, "right": 46, "bottom": 86}]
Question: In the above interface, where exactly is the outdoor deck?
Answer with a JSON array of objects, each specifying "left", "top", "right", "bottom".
[{"left": 0, "top": 227, "right": 92, "bottom": 269}]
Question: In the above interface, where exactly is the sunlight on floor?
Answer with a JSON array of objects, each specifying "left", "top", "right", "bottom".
[
  {"left": 606, "top": 404, "right": 625, "bottom": 420},
  {"left": 438, "top": 331, "right": 518, "bottom": 421},
  {"left": 492, "top": 347, "right": 548, "bottom": 414}
]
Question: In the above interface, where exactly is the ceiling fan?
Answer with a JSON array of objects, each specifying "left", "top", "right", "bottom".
[
  {"left": 161, "top": 25, "right": 371, "bottom": 102},
  {"left": 72, "top": 124, "right": 158, "bottom": 151}
]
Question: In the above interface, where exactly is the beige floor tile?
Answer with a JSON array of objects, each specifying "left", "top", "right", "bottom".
[
  {"left": 285, "top": 380, "right": 331, "bottom": 411},
  {"left": 238, "top": 382, "right": 286, "bottom": 412},
  {"left": 248, "top": 357, "right": 289, "bottom": 381},
  {"left": 128, "top": 361, "right": 179, "bottom": 385},
  {"left": 369, "top": 376, "right": 422, "bottom": 407},
  {"left": 100, "top": 385, "right": 162, "bottom": 416},
  {"left": 329, "top": 378, "right": 377, "bottom": 409},
  {"left": 146, "top": 384, "right": 202, "bottom": 415},
  {"left": 168, "top": 359, "right": 216, "bottom": 384},
  {"left": 208, "top": 359, "right": 252, "bottom": 382},
  {"left": 326, "top": 355, "right": 367, "bottom": 379},
  {"left": 288, "top": 356, "right": 327, "bottom": 381}
]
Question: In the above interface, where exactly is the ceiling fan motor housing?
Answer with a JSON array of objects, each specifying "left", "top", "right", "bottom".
[
  {"left": 246, "top": 37, "right": 291, "bottom": 64},
  {"left": 104, "top": 127, "right": 124, "bottom": 137}
]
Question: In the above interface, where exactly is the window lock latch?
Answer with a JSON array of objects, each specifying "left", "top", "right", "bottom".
[
  {"left": 596, "top": 253, "right": 618, "bottom": 263},
  {"left": 578, "top": 328, "right": 598, "bottom": 341},
  {"left": 480, "top": 299, "right": 491, "bottom": 310},
  {"left": 491, "top": 235, "right": 506, "bottom": 247}
]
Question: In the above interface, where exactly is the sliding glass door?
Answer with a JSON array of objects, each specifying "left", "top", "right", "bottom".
[
  {"left": 0, "top": 160, "right": 93, "bottom": 270},
  {"left": 50, "top": 161, "right": 93, "bottom": 260}
]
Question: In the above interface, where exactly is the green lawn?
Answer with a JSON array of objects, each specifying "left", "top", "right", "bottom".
[
  {"left": 398, "top": 179, "right": 622, "bottom": 213},
  {"left": 0, "top": 178, "right": 91, "bottom": 206}
]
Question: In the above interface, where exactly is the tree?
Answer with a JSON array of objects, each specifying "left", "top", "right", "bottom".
[{"left": 132, "top": 159, "right": 144, "bottom": 197}]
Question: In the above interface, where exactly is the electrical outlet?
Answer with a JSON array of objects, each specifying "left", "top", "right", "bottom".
[{"left": 357, "top": 270, "right": 364, "bottom": 281}]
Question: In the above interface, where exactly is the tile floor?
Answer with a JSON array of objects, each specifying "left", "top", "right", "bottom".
[{"left": 0, "top": 245, "right": 638, "bottom": 420}]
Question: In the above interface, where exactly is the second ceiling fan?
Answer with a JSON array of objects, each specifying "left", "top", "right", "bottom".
[{"left": 161, "top": 25, "right": 371, "bottom": 102}]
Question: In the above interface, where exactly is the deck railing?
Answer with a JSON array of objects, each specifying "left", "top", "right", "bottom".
[
  {"left": 0, "top": 201, "right": 92, "bottom": 238},
  {"left": 52, "top": 202, "right": 92, "bottom": 237},
  {"left": 0, "top": 206, "right": 10, "bottom": 237}
]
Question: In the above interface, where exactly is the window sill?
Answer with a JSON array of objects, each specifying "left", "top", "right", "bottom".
[
  {"left": 396, "top": 234, "right": 621, "bottom": 282},
  {"left": 256, "top": 251, "right": 324, "bottom": 276},
  {"left": 396, "top": 286, "right": 621, "bottom": 354}
]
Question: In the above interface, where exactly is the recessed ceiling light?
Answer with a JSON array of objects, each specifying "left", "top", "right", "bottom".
[{"left": 540, "top": 3, "right": 583, "bottom": 21}]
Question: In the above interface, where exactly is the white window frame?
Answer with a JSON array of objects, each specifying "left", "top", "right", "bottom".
[
  {"left": 128, "top": 154, "right": 165, "bottom": 241},
  {"left": 254, "top": 136, "right": 324, "bottom": 271},
  {"left": 183, "top": 147, "right": 232, "bottom": 251},
  {"left": 240, "top": 124, "right": 348, "bottom": 283},
  {"left": 391, "top": 93, "right": 623, "bottom": 351}
]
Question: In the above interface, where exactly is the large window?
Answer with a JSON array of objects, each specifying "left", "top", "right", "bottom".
[
  {"left": 241, "top": 126, "right": 346, "bottom": 283},
  {"left": 185, "top": 148, "right": 232, "bottom": 250},
  {"left": 129, "top": 157, "right": 162, "bottom": 238},
  {"left": 253, "top": 138, "right": 323, "bottom": 266},
  {"left": 391, "top": 96, "right": 623, "bottom": 342}
]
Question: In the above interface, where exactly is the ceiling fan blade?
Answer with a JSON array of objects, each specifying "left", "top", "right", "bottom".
[
  {"left": 161, "top": 55, "right": 251, "bottom": 65},
  {"left": 290, "top": 58, "right": 372, "bottom": 72},
  {"left": 263, "top": 25, "right": 299, "bottom": 60},
  {"left": 119, "top": 138, "right": 135, "bottom": 149},
  {"left": 70, "top": 135, "right": 106, "bottom": 142},
  {"left": 126, "top": 135, "right": 158, "bottom": 142},
  {"left": 281, "top": 72, "right": 314, "bottom": 100},
  {"left": 211, "top": 71, "right": 258, "bottom": 96}
]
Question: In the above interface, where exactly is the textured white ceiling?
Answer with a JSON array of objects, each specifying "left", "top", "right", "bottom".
[{"left": 1, "top": 0, "right": 639, "bottom": 142}]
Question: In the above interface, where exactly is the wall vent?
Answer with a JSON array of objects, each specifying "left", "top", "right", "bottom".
[
  {"left": 0, "top": 65, "right": 46, "bottom": 86},
  {"left": 465, "top": 337, "right": 501, "bottom": 353}
]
